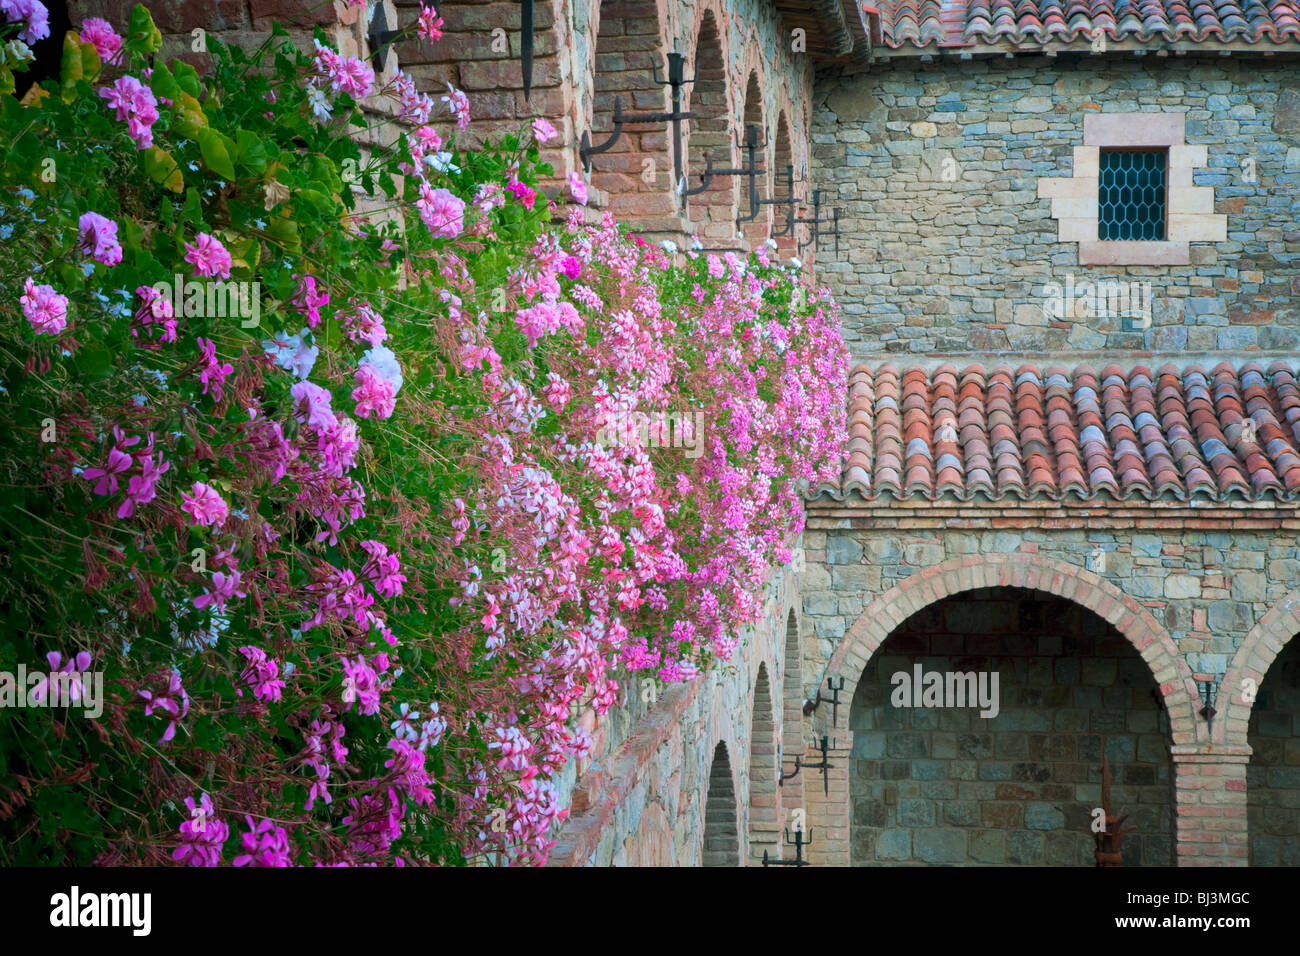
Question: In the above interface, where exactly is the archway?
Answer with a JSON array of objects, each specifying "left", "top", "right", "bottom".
[
  {"left": 781, "top": 609, "right": 806, "bottom": 813},
  {"left": 685, "top": 10, "right": 731, "bottom": 240},
  {"left": 703, "top": 741, "right": 739, "bottom": 866},
  {"left": 747, "top": 664, "right": 778, "bottom": 863},
  {"left": 1245, "top": 633, "right": 1300, "bottom": 865},
  {"left": 849, "top": 587, "right": 1174, "bottom": 865},
  {"left": 770, "top": 111, "right": 796, "bottom": 260},
  {"left": 737, "top": 71, "right": 765, "bottom": 246}
]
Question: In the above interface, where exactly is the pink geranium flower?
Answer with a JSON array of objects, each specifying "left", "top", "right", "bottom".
[
  {"left": 98, "top": 75, "right": 159, "bottom": 149},
  {"left": 181, "top": 481, "right": 229, "bottom": 528},
  {"left": 567, "top": 171, "right": 588, "bottom": 206},
  {"left": 78, "top": 212, "right": 123, "bottom": 266},
  {"left": 184, "top": 232, "right": 233, "bottom": 280},
  {"left": 441, "top": 83, "right": 470, "bottom": 132},
  {"left": 417, "top": 3, "right": 443, "bottom": 43},
  {"left": 196, "top": 336, "right": 234, "bottom": 401},
  {"left": 417, "top": 183, "right": 465, "bottom": 238},
  {"left": 20, "top": 277, "right": 68, "bottom": 335},
  {"left": 531, "top": 117, "right": 557, "bottom": 143},
  {"left": 80, "top": 17, "right": 122, "bottom": 61}
]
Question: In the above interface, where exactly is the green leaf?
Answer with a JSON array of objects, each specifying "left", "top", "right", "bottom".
[
  {"left": 172, "top": 61, "right": 202, "bottom": 99},
  {"left": 59, "top": 34, "right": 100, "bottom": 103},
  {"left": 125, "top": 4, "right": 162, "bottom": 55},
  {"left": 149, "top": 63, "right": 181, "bottom": 102},
  {"left": 197, "top": 128, "right": 238, "bottom": 181},
  {"left": 234, "top": 129, "right": 268, "bottom": 175},
  {"left": 143, "top": 147, "right": 185, "bottom": 193}
]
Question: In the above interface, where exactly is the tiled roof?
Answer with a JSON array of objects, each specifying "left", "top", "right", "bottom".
[
  {"left": 817, "top": 361, "right": 1300, "bottom": 502},
  {"left": 874, "top": 0, "right": 1300, "bottom": 48}
]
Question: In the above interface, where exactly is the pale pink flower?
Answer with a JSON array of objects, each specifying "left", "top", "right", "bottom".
[
  {"left": 20, "top": 277, "right": 68, "bottom": 335},
  {"left": 134, "top": 285, "right": 178, "bottom": 343},
  {"left": 567, "top": 171, "right": 588, "bottom": 206},
  {"left": 417, "top": 183, "right": 465, "bottom": 238},
  {"left": 352, "top": 365, "right": 397, "bottom": 420},
  {"left": 291, "top": 381, "right": 335, "bottom": 431},
  {"left": 531, "top": 117, "right": 557, "bottom": 143},
  {"left": 78, "top": 211, "right": 123, "bottom": 266},
  {"left": 441, "top": 83, "right": 470, "bottom": 132},
  {"left": 98, "top": 75, "right": 159, "bottom": 149}
]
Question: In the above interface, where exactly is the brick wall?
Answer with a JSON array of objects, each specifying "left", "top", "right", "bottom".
[
  {"left": 811, "top": 56, "right": 1300, "bottom": 357},
  {"left": 850, "top": 588, "right": 1173, "bottom": 865}
]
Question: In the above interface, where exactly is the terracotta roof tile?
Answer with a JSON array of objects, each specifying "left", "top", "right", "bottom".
[
  {"left": 817, "top": 361, "right": 1300, "bottom": 503},
  {"left": 872, "top": 0, "right": 1300, "bottom": 47}
]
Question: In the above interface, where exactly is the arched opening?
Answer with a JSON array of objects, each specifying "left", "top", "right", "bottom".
[
  {"left": 703, "top": 741, "right": 739, "bottom": 866},
  {"left": 737, "top": 71, "right": 766, "bottom": 246},
  {"left": 685, "top": 11, "right": 730, "bottom": 241},
  {"left": 1246, "top": 634, "right": 1300, "bottom": 865},
  {"left": 780, "top": 609, "right": 805, "bottom": 811},
  {"left": 748, "top": 664, "right": 778, "bottom": 863},
  {"left": 849, "top": 587, "right": 1174, "bottom": 866},
  {"left": 770, "top": 111, "right": 797, "bottom": 260},
  {"left": 589, "top": 1, "right": 674, "bottom": 223}
]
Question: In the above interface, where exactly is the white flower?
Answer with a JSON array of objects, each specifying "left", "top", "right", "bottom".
[
  {"left": 788, "top": 257, "right": 802, "bottom": 270},
  {"left": 427, "top": 151, "right": 460, "bottom": 174},
  {"left": 360, "top": 343, "right": 403, "bottom": 393},
  {"left": 305, "top": 84, "right": 331, "bottom": 122},
  {"left": 764, "top": 238, "right": 778, "bottom": 250},
  {"left": 263, "top": 328, "right": 319, "bottom": 380},
  {"left": 689, "top": 236, "right": 703, "bottom": 251},
  {"left": 660, "top": 240, "right": 678, "bottom": 255}
]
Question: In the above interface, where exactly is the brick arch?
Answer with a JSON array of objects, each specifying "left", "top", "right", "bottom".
[
  {"left": 589, "top": 0, "right": 674, "bottom": 224},
  {"left": 702, "top": 741, "right": 740, "bottom": 866},
  {"left": 821, "top": 553, "right": 1199, "bottom": 745},
  {"left": 738, "top": 70, "right": 767, "bottom": 244},
  {"left": 747, "top": 663, "right": 779, "bottom": 863},
  {"left": 685, "top": 8, "right": 731, "bottom": 240},
  {"left": 1221, "top": 590, "right": 1300, "bottom": 748},
  {"left": 770, "top": 110, "right": 796, "bottom": 260}
]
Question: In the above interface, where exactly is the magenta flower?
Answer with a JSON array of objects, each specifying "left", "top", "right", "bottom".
[
  {"left": 139, "top": 671, "right": 189, "bottom": 744},
  {"left": 118, "top": 450, "right": 169, "bottom": 519},
  {"left": 567, "top": 171, "right": 588, "bottom": 206},
  {"left": 80, "top": 17, "right": 121, "bottom": 61},
  {"left": 173, "top": 793, "right": 228, "bottom": 866},
  {"left": 232, "top": 816, "right": 292, "bottom": 867},
  {"left": 98, "top": 75, "right": 159, "bottom": 149},
  {"left": 292, "top": 273, "right": 329, "bottom": 328},
  {"left": 180, "top": 481, "right": 229, "bottom": 528},
  {"left": 20, "top": 277, "right": 68, "bottom": 335},
  {"left": 237, "top": 646, "right": 287, "bottom": 702},
  {"left": 506, "top": 179, "right": 537, "bottom": 211},
  {"left": 193, "top": 569, "right": 246, "bottom": 613},
  {"left": 28, "top": 650, "right": 92, "bottom": 706},
  {"left": 360, "top": 539, "right": 407, "bottom": 597},
  {"left": 77, "top": 211, "right": 123, "bottom": 266},
  {"left": 133, "top": 285, "right": 178, "bottom": 343},
  {"left": 82, "top": 445, "right": 133, "bottom": 497},
  {"left": 559, "top": 256, "right": 582, "bottom": 280},
  {"left": 184, "top": 232, "right": 233, "bottom": 279},
  {"left": 417, "top": 183, "right": 465, "bottom": 238},
  {"left": 196, "top": 336, "right": 234, "bottom": 401}
]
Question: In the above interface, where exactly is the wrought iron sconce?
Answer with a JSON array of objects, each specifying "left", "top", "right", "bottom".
[
  {"left": 734, "top": 124, "right": 769, "bottom": 232},
  {"left": 761, "top": 827, "right": 813, "bottom": 867},
  {"left": 580, "top": 52, "right": 695, "bottom": 186},
  {"left": 802, "top": 676, "right": 845, "bottom": 728},
  {"left": 366, "top": 3, "right": 401, "bottom": 74},
  {"left": 795, "top": 189, "right": 843, "bottom": 255},
  {"left": 1196, "top": 675, "right": 1219, "bottom": 735}
]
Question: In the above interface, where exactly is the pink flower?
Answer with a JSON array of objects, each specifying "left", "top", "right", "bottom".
[
  {"left": 118, "top": 448, "right": 170, "bottom": 519},
  {"left": 173, "top": 793, "right": 228, "bottom": 865},
  {"left": 312, "top": 39, "right": 374, "bottom": 100},
  {"left": 559, "top": 256, "right": 582, "bottom": 280},
  {"left": 417, "top": 183, "right": 465, "bottom": 239},
  {"left": 134, "top": 285, "right": 178, "bottom": 343},
  {"left": 292, "top": 273, "right": 329, "bottom": 328},
  {"left": 417, "top": 3, "right": 444, "bottom": 43},
  {"left": 80, "top": 17, "right": 122, "bottom": 61},
  {"left": 77, "top": 211, "right": 123, "bottom": 266},
  {"left": 20, "top": 277, "right": 68, "bottom": 335},
  {"left": 352, "top": 365, "right": 397, "bottom": 420},
  {"left": 567, "top": 171, "right": 588, "bottom": 206},
  {"left": 441, "top": 83, "right": 470, "bottom": 132},
  {"left": 196, "top": 336, "right": 234, "bottom": 401},
  {"left": 291, "top": 381, "right": 335, "bottom": 431},
  {"left": 237, "top": 646, "right": 287, "bottom": 702},
  {"left": 98, "top": 75, "right": 159, "bottom": 149},
  {"left": 184, "top": 232, "right": 233, "bottom": 280},
  {"left": 3, "top": 0, "right": 49, "bottom": 44},
  {"left": 360, "top": 540, "right": 407, "bottom": 597},
  {"left": 194, "top": 569, "right": 246, "bottom": 613},
  {"left": 232, "top": 817, "right": 292, "bottom": 867},
  {"left": 139, "top": 671, "right": 189, "bottom": 744},
  {"left": 181, "top": 481, "right": 229, "bottom": 528},
  {"left": 531, "top": 117, "right": 557, "bottom": 143}
]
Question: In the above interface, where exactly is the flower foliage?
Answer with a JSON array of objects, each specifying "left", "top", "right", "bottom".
[{"left": 0, "top": 3, "right": 847, "bottom": 865}]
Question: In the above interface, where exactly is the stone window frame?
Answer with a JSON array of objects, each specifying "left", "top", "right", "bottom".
[{"left": 1038, "top": 113, "right": 1227, "bottom": 266}]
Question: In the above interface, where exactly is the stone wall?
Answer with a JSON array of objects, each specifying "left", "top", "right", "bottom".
[
  {"left": 810, "top": 55, "right": 1300, "bottom": 357},
  {"left": 849, "top": 588, "right": 1173, "bottom": 866}
]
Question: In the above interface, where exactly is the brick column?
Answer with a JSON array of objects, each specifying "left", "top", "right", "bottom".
[
  {"left": 1172, "top": 746, "right": 1250, "bottom": 866},
  {"left": 806, "top": 737, "right": 852, "bottom": 866}
]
